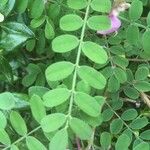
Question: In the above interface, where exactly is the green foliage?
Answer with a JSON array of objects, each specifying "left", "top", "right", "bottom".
[
  {"left": 26, "top": 136, "right": 47, "bottom": 150},
  {"left": 87, "top": 15, "right": 111, "bottom": 30},
  {"left": 110, "top": 118, "right": 123, "bottom": 134},
  {"left": 91, "top": 0, "right": 111, "bottom": 13},
  {"left": 0, "top": 111, "right": 7, "bottom": 129},
  {"left": 0, "top": 0, "right": 150, "bottom": 149},
  {"left": 0, "top": 92, "right": 15, "bottom": 110},
  {"left": 133, "top": 142, "right": 149, "bottom": 150},
  {"left": 121, "top": 109, "right": 138, "bottom": 121},
  {"left": 43, "top": 88, "right": 70, "bottom": 107},
  {"left": 10, "top": 111, "right": 27, "bottom": 136},
  {"left": 60, "top": 14, "right": 83, "bottom": 31},
  {"left": 129, "top": 0, "right": 143, "bottom": 21},
  {"left": 74, "top": 92, "right": 100, "bottom": 117},
  {"left": 100, "top": 132, "right": 111, "bottom": 149},
  {"left": 0, "top": 129, "right": 11, "bottom": 145},
  {"left": 49, "top": 129, "right": 68, "bottom": 150},
  {"left": 115, "top": 134, "right": 131, "bottom": 150},
  {"left": 52, "top": 34, "right": 79, "bottom": 53},
  {"left": 82, "top": 41, "right": 108, "bottom": 64},
  {"left": 69, "top": 117, "right": 92, "bottom": 140},
  {"left": 45, "top": 61, "right": 75, "bottom": 81},
  {"left": 30, "top": 94, "right": 46, "bottom": 123},
  {"left": 77, "top": 66, "right": 106, "bottom": 89},
  {"left": 41, "top": 113, "right": 66, "bottom": 132},
  {"left": 67, "top": 0, "right": 87, "bottom": 10},
  {"left": 0, "top": 22, "right": 34, "bottom": 51}
]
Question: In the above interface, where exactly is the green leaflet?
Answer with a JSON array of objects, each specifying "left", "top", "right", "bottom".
[
  {"left": 133, "top": 142, "right": 149, "bottom": 150},
  {"left": 30, "top": 95, "right": 46, "bottom": 123},
  {"left": 10, "top": 111, "right": 27, "bottom": 136},
  {"left": 129, "top": 0, "right": 143, "bottom": 21},
  {"left": 0, "top": 92, "right": 15, "bottom": 110},
  {"left": 60, "top": 14, "right": 83, "bottom": 31},
  {"left": 142, "top": 30, "right": 150, "bottom": 55},
  {"left": 10, "top": 145, "right": 19, "bottom": 150},
  {"left": 69, "top": 117, "right": 92, "bottom": 140},
  {"left": 0, "top": 111, "right": 7, "bottom": 129},
  {"left": 121, "top": 109, "right": 138, "bottom": 121},
  {"left": 134, "top": 81, "right": 150, "bottom": 92},
  {"left": 115, "top": 134, "right": 131, "bottom": 150},
  {"left": 100, "top": 132, "right": 111, "bottom": 149},
  {"left": 0, "top": 0, "right": 15, "bottom": 16},
  {"left": 82, "top": 41, "right": 108, "bottom": 64},
  {"left": 77, "top": 66, "right": 106, "bottom": 89},
  {"left": 45, "top": 18, "right": 55, "bottom": 40},
  {"left": 130, "top": 117, "right": 148, "bottom": 129},
  {"left": 135, "top": 66, "right": 149, "bottom": 80},
  {"left": 0, "top": 129, "right": 11, "bottom": 145},
  {"left": 147, "top": 12, "right": 150, "bottom": 26},
  {"left": 52, "top": 34, "right": 79, "bottom": 53},
  {"left": 140, "top": 130, "right": 150, "bottom": 140},
  {"left": 67, "top": 0, "right": 87, "bottom": 10},
  {"left": 91, "top": 0, "right": 111, "bottom": 13},
  {"left": 15, "top": 0, "right": 28, "bottom": 13},
  {"left": 126, "top": 25, "right": 139, "bottom": 45},
  {"left": 30, "top": 16, "right": 46, "bottom": 28},
  {"left": 26, "top": 136, "right": 47, "bottom": 150},
  {"left": 30, "top": 0, "right": 44, "bottom": 18},
  {"left": 43, "top": 88, "right": 71, "bottom": 107},
  {"left": 41, "top": 113, "right": 66, "bottom": 132},
  {"left": 0, "top": 22, "right": 34, "bottom": 51},
  {"left": 45, "top": 61, "right": 75, "bottom": 82},
  {"left": 114, "top": 67, "right": 127, "bottom": 83},
  {"left": 74, "top": 92, "right": 100, "bottom": 117},
  {"left": 110, "top": 118, "right": 123, "bottom": 134},
  {"left": 87, "top": 15, "right": 111, "bottom": 31},
  {"left": 123, "top": 87, "right": 139, "bottom": 99},
  {"left": 49, "top": 129, "right": 68, "bottom": 150}
]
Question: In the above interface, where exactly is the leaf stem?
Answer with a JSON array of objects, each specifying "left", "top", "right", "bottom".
[
  {"left": 86, "top": 128, "right": 95, "bottom": 150},
  {"left": 67, "top": 0, "right": 91, "bottom": 118},
  {"left": 105, "top": 101, "right": 142, "bottom": 141},
  {"left": 119, "top": 16, "right": 147, "bottom": 29},
  {"left": 3, "top": 126, "right": 41, "bottom": 150},
  {"left": 76, "top": 137, "right": 81, "bottom": 150},
  {"left": 128, "top": 58, "right": 150, "bottom": 62}
]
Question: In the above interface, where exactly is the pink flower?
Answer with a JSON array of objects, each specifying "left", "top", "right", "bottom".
[
  {"left": 97, "top": 2, "right": 130, "bottom": 35},
  {"left": 97, "top": 14, "right": 121, "bottom": 35}
]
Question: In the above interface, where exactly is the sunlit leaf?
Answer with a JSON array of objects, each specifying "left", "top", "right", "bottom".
[
  {"left": 41, "top": 113, "right": 66, "bottom": 132},
  {"left": 82, "top": 41, "right": 108, "bottom": 64},
  {"left": 77, "top": 66, "right": 106, "bottom": 89},
  {"left": 69, "top": 117, "right": 92, "bottom": 140},
  {"left": 60, "top": 14, "right": 83, "bottom": 31},
  {"left": 52, "top": 34, "right": 79, "bottom": 53},
  {"left": 43, "top": 88, "right": 71, "bottom": 107},
  {"left": 30, "top": 95, "right": 46, "bottom": 123},
  {"left": 49, "top": 129, "right": 68, "bottom": 150},
  {"left": 0, "top": 92, "right": 15, "bottom": 110},
  {"left": 10, "top": 111, "right": 27, "bottom": 136},
  {"left": 45, "top": 61, "right": 75, "bottom": 82},
  {"left": 87, "top": 15, "right": 111, "bottom": 31},
  {"left": 67, "top": 0, "right": 87, "bottom": 10},
  {"left": 26, "top": 136, "right": 47, "bottom": 150},
  {"left": 74, "top": 92, "right": 100, "bottom": 117}
]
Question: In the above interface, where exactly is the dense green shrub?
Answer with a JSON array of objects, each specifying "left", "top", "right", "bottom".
[{"left": 0, "top": 0, "right": 150, "bottom": 149}]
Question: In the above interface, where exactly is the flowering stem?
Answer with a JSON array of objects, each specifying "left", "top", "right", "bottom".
[{"left": 76, "top": 137, "right": 81, "bottom": 150}]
